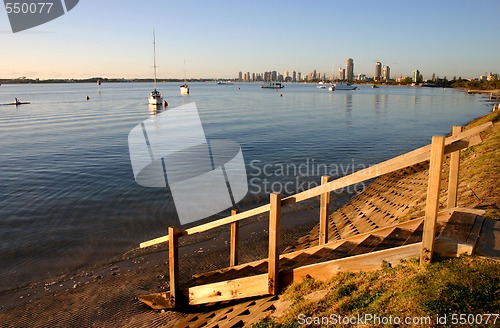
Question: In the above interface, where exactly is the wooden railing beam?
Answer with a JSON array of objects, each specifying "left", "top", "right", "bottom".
[
  {"left": 268, "top": 193, "right": 281, "bottom": 295},
  {"left": 447, "top": 126, "right": 463, "bottom": 208},
  {"left": 420, "top": 136, "right": 445, "bottom": 265},
  {"left": 319, "top": 176, "right": 330, "bottom": 245},
  {"left": 168, "top": 226, "right": 180, "bottom": 306},
  {"left": 230, "top": 209, "right": 239, "bottom": 267}
]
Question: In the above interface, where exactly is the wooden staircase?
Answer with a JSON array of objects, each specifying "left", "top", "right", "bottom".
[
  {"left": 135, "top": 122, "right": 492, "bottom": 321},
  {"left": 138, "top": 208, "right": 485, "bottom": 311}
]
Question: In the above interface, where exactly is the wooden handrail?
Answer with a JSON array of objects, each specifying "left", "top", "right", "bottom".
[
  {"left": 447, "top": 126, "right": 463, "bottom": 208},
  {"left": 139, "top": 121, "right": 492, "bottom": 249},
  {"left": 420, "top": 136, "right": 445, "bottom": 265}
]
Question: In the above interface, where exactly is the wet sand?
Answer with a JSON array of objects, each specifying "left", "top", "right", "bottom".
[{"left": 0, "top": 193, "right": 353, "bottom": 327}]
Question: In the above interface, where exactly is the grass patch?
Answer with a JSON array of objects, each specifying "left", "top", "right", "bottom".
[
  {"left": 256, "top": 256, "right": 499, "bottom": 327},
  {"left": 458, "top": 110, "right": 500, "bottom": 218}
]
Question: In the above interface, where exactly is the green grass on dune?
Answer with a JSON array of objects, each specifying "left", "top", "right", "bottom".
[{"left": 255, "top": 256, "right": 499, "bottom": 327}]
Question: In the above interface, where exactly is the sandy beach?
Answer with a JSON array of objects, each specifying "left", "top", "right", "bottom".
[{"left": 0, "top": 193, "right": 355, "bottom": 327}]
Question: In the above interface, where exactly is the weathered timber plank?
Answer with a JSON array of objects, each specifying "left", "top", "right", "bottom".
[
  {"left": 447, "top": 126, "right": 463, "bottom": 208},
  {"left": 319, "top": 176, "right": 330, "bottom": 245},
  {"left": 230, "top": 209, "right": 239, "bottom": 267},
  {"left": 187, "top": 274, "right": 269, "bottom": 305},
  {"left": 169, "top": 226, "right": 180, "bottom": 307},
  {"left": 268, "top": 193, "right": 281, "bottom": 295},
  {"left": 420, "top": 136, "right": 445, "bottom": 265},
  {"left": 280, "top": 243, "right": 422, "bottom": 286},
  {"left": 434, "top": 239, "right": 473, "bottom": 257},
  {"left": 137, "top": 292, "right": 173, "bottom": 310},
  {"left": 466, "top": 216, "right": 485, "bottom": 248},
  {"left": 439, "top": 211, "right": 477, "bottom": 243}
]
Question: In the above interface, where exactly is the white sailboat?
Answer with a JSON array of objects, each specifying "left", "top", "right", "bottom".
[
  {"left": 148, "top": 30, "right": 163, "bottom": 105},
  {"left": 180, "top": 59, "right": 189, "bottom": 95},
  {"left": 329, "top": 64, "right": 335, "bottom": 91}
]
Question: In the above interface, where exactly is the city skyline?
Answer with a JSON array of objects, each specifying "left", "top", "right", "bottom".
[{"left": 1, "top": 1, "right": 499, "bottom": 80}]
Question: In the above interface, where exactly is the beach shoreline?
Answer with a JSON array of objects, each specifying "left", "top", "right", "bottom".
[{"left": 1, "top": 104, "right": 497, "bottom": 327}]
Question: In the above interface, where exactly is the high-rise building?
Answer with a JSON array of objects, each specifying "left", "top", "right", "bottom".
[
  {"left": 382, "top": 65, "right": 390, "bottom": 82},
  {"left": 346, "top": 58, "right": 354, "bottom": 82},
  {"left": 374, "top": 61, "right": 382, "bottom": 81},
  {"left": 338, "top": 67, "right": 345, "bottom": 81},
  {"left": 413, "top": 69, "right": 420, "bottom": 83},
  {"left": 292, "top": 70, "right": 297, "bottom": 82},
  {"left": 298, "top": 72, "right": 302, "bottom": 81},
  {"left": 313, "top": 69, "right": 317, "bottom": 80},
  {"left": 238, "top": 71, "right": 243, "bottom": 82},
  {"left": 271, "top": 71, "right": 277, "bottom": 81}
]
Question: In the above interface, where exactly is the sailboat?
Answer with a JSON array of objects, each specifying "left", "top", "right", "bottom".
[
  {"left": 148, "top": 30, "right": 163, "bottom": 105},
  {"left": 329, "top": 64, "right": 335, "bottom": 91},
  {"left": 180, "top": 59, "right": 189, "bottom": 95}
]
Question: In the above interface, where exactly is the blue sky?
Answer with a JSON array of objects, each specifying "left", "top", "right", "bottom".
[{"left": 1, "top": 0, "right": 499, "bottom": 79}]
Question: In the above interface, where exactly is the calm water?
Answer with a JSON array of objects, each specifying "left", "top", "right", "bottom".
[{"left": 0, "top": 82, "right": 492, "bottom": 290}]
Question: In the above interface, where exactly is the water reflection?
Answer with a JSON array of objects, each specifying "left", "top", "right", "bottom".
[
  {"left": 343, "top": 93, "right": 353, "bottom": 120},
  {"left": 372, "top": 92, "right": 389, "bottom": 115}
]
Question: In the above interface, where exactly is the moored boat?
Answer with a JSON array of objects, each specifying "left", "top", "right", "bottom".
[
  {"left": 333, "top": 83, "right": 357, "bottom": 90},
  {"left": 180, "top": 84, "right": 189, "bottom": 95},
  {"left": 180, "top": 60, "right": 189, "bottom": 95},
  {"left": 261, "top": 82, "right": 284, "bottom": 89},
  {"left": 148, "top": 30, "right": 163, "bottom": 106}
]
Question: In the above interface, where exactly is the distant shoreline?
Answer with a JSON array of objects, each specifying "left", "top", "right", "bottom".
[{"left": 0, "top": 78, "right": 216, "bottom": 84}]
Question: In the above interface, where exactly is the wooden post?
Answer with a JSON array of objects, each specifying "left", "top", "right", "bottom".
[
  {"left": 230, "top": 209, "right": 239, "bottom": 267},
  {"left": 319, "top": 176, "right": 330, "bottom": 245},
  {"left": 268, "top": 193, "right": 281, "bottom": 295},
  {"left": 447, "top": 126, "right": 463, "bottom": 209},
  {"left": 420, "top": 136, "right": 445, "bottom": 265},
  {"left": 168, "top": 226, "right": 179, "bottom": 306}
]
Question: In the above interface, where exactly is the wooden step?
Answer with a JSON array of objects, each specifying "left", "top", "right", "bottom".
[
  {"left": 438, "top": 211, "right": 478, "bottom": 243},
  {"left": 372, "top": 227, "right": 414, "bottom": 252},
  {"left": 346, "top": 234, "right": 385, "bottom": 256},
  {"left": 404, "top": 221, "right": 424, "bottom": 244}
]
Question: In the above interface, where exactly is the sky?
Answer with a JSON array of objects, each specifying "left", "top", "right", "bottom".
[{"left": 1, "top": 0, "right": 499, "bottom": 80}]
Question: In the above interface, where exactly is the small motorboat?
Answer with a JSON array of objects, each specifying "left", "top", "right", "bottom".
[
  {"left": 261, "top": 82, "right": 284, "bottom": 89},
  {"left": 333, "top": 83, "right": 357, "bottom": 90}
]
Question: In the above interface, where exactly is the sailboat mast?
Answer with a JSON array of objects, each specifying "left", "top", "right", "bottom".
[
  {"left": 183, "top": 59, "right": 187, "bottom": 83},
  {"left": 153, "top": 30, "right": 158, "bottom": 89}
]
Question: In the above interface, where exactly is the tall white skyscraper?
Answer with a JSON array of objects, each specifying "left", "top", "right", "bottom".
[
  {"left": 346, "top": 58, "right": 354, "bottom": 82},
  {"left": 375, "top": 61, "right": 382, "bottom": 81},
  {"left": 382, "top": 65, "right": 390, "bottom": 82},
  {"left": 338, "top": 67, "right": 345, "bottom": 81}
]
